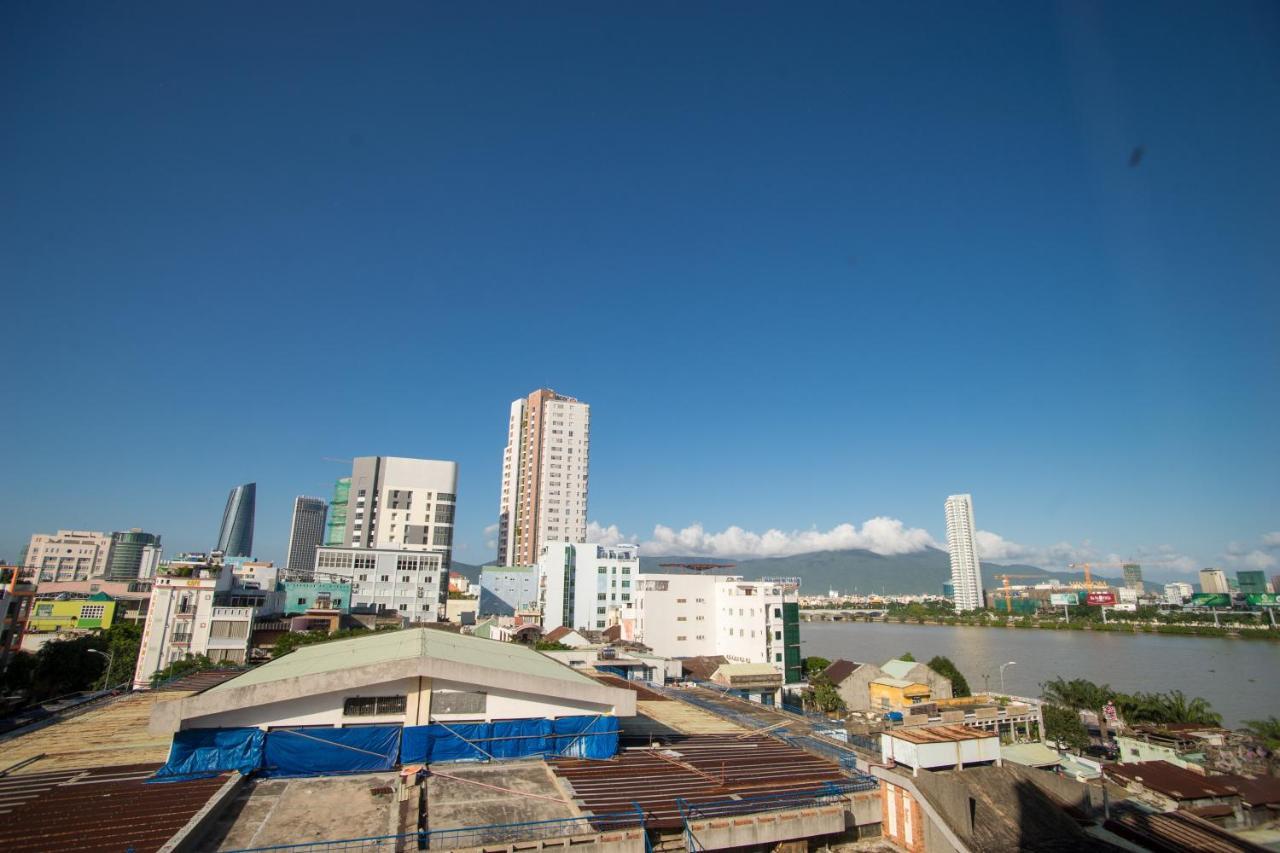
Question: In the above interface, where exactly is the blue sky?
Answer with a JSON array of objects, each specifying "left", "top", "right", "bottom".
[{"left": 3, "top": 2, "right": 1278, "bottom": 581}]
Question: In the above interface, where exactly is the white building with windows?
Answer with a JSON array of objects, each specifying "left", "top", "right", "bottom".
[
  {"left": 133, "top": 554, "right": 257, "bottom": 688},
  {"left": 539, "top": 542, "right": 637, "bottom": 633},
  {"left": 944, "top": 494, "right": 985, "bottom": 611},
  {"left": 25, "top": 530, "right": 114, "bottom": 582},
  {"left": 498, "top": 390, "right": 590, "bottom": 566},
  {"left": 634, "top": 573, "right": 800, "bottom": 679},
  {"left": 315, "top": 546, "right": 447, "bottom": 623},
  {"left": 336, "top": 457, "right": 458, "bottom": 564}
]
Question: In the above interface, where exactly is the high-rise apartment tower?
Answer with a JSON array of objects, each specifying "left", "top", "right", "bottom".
[
  {"left": 497, "top": 389, "right": 590, "bottom": 566},
  {"left": 216, "top": 483, "right": 256, "bottom": 557},
  {"left": 1199, "top": 568, "right": 1229, "bottom": 595},
  {"left": 944, "top": 494, "right": 985, "bottom": 611},
  {"left": 1122, "top": 563, "right": 1144, "bottom": 592},
  {"left": 285, "top": 496, "right": 328, "bottom": 574},
  {"left": 336, "top": 457, "right": 457, "bottom": 567}
]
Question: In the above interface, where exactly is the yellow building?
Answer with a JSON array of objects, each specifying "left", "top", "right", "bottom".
[
  {"left": 26, "top": 593, "right": 118, "bottom": 632},
  {"left": 869, "top": 676, "right": 931, "bottom": 710}
]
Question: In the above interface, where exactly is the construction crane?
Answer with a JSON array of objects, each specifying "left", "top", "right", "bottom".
[
  {"left": 1067, "top": 561, "right": 1148, "bottom": 590},
  {"left": 993, "top": 573, "right": 1046, "bottom": 612}
]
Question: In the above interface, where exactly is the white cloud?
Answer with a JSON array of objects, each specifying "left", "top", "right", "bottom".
[
  {"left": 586, "top": 521, "right": 633, "bottom": 546},
  {"left": 1262, "top": 532, "right": 1280, "bottom": 548},
  {"left": 639, "top": 517, "right": 938, "bottom": 559},
  {"left": 483, "top": 523, "right": 499, "bottom": 552},
  {"left": 1242, "top": 550, "right": 1278, "bottom": 570},
  {"left": 1221, "top": 532, "right": 1280, "bottom": 572}
]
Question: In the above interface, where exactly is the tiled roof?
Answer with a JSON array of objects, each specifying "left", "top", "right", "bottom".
[
  {"left": 888, "top": 725, "right": 994, "bottom": 744},
  {"left": 821, "top": 658, "right": 864, "bottom": 684}
]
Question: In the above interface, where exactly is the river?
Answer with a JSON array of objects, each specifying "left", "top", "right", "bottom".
[{"left": 799, "top": 621, "right": 1279, "bottom": 728}]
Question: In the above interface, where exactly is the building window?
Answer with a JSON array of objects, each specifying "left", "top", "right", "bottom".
[
  {"left": 210, "top": 620, "right": 248, "bottom": 639},
  {"left": 433, "top": 690, "right": 486, "bottom": 715},
  {"left": 344, "top": 695, "right": 407, "bottom": 716}
]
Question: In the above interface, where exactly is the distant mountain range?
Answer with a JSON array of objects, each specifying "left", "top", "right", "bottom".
[{"left": 456, "top": 547, "right": 1141, "bottom": 594}]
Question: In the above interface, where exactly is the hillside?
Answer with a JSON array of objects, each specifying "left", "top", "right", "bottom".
[{"left": 640, "top": 547, "right": 1132, "bottom": 596}]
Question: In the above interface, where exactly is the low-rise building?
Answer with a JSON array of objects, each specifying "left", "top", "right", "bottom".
[
  {"left": 869, "top": 676, "right": 932, "bottom": 711},
  {"left": 821, "top": 659, "right": 885, "bottom": 711},
  {"left": 881, "top": 725, "right": 1002, "bottom": 775},
  {"left": 1104, "top": 760, "right": 1243, "bottom": 825},
  {"left": 1, "top": 566, "right": 35, "bottom": 672},
  {"left": 539, "top": 542, "right": 638, "bottom": 633},
  {"left": 26, "top": 592, "right": 118, "bottom": 633},
  {"left": 634, "top": 571, "right": 802, "bottom": 682},
  {"left": 315, "top": 546, "right": 447, "bottom": 623},
  {"left": 283, "top": 581, "right": 351, "bottom": 615},
  {"left": 709, "top": 662, "right": 784, "bottom": 704},
  {"left": 478, "top": 564, "right": 539, "bottom": 616}
]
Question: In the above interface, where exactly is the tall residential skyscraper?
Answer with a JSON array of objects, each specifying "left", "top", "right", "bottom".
[
  {"left": 944, "top": 494, "right": 984, "bottom": 611},
  {"left": 107, "top": 529, "right": 162, "bottom": 581},
  {"left": 285, "top": 496, "right": 328, "bottom": 574},
  {"left": 1122, "top": 563, "right": 1144, "bottom": 591},
  {"left": 497, "top": 389, "right": 590, "bottom": 566},
  {"left": 1199, "top": 568, "right": 1229, "bottom": 595},
  {"left": 216, "top": 483, "right": 256, "bottom": 557},
  {"left": 336, "top": 457, "right": 457, "bottom": 566}
]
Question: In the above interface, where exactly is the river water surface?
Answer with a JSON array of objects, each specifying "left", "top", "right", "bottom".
[{"left": 800, "top": 621, "right": 1279, "bottom": 728}]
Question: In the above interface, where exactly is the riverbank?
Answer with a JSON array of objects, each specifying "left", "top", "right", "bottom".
[
  {"left": 798, "top": 620, "right": 1279, "bottom": 728},
  {"left": 802, "top": 612, "right": 1280, "bottom": 640}
]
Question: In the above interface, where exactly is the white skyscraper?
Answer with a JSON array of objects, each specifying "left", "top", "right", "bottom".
[
  {"left": 338, "top": 457, "right": 458, "bottom": 566},
  {"left": 945, "top": 494, "right": 984, "bottom": 611},
  {"left": 497, "top": 389, "right": 590, "bottom": 566}
]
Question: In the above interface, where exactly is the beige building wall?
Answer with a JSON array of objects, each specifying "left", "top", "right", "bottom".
[{"left": 27, "top": 530, "right": 113, "bottom": 582}]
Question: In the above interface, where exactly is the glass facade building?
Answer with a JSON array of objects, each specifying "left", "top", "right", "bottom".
[
  {"left": 107, "top": 529, "right": 162, "bottom": 581},
  {"left": 216, "top": 483, "right": 256, "bottom": 558}
]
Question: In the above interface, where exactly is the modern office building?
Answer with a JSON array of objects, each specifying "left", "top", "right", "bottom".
[
  {"left": 634, "top": 571, "right": 803, "bottom": 683},
  {"left": 1122, "top": 563, "right": 1143, "bottom": 591},
  {"left": 216, "top": 483, "right": 256, "bottom": 557},
  {"left": 334, "top": 458, "right": 457, "bottom": 565},
  {"left": 539, "top": 542, "right": 637, "bottom": 633},
  {"left": 1237, "top": 570, "right": 1268, "bottom": 595},
  {"left": 285, "top": 496, "right": 328, "bottom": 574},
  {"left": 106, "top": 529, "right": 162, "bottom": 581},
  {"left": 944, "top": 494, "right": 984, "bottom": 611},
  {"left": 478, "top": 565, "right": 540, "bottom": 617},
  {"left": 1199, "top": 568, "right": 1230, "bottom": 595},
  {"left": 25, "top": 530, "right": 114, "bottom": 582},
  {"left": 314, "top": 545, "right": 448, "bottom": 623},
  {"left": 324, "top": 477, "right": 351, "bottom": 546},
  {"left": 497, "top": 389, "right": 590, "bottom": 566}
]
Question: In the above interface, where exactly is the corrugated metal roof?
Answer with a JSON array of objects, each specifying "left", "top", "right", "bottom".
[
  {"left": 880, "top": 659, "right": 918, "bottom": 680},
  {"left": 1001, "top": 742, "right": 1062, "bottom": 767},
  {"left": 871, "top": 676, "right": 928, "bottom": 690},
  {"left": 888, "top": 725, "right": 995, "bottom": 744},
  {"left": 713, "top": 663, "right": 779, "bottom": 677},
  {"left": 204, "top": 627, "right": 598, "bottom": 694},
  {"left": 1104, "top": 761, "right": 1240, "bottom": 800}
]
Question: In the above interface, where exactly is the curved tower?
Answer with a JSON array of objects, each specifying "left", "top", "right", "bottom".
[{"left": 217, "top": 483, "right": 256, "bottom": 557}]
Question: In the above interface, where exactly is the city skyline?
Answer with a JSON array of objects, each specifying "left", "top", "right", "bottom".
[{"left": 2, "top": 3, "right": 1276, "bottom": 579}]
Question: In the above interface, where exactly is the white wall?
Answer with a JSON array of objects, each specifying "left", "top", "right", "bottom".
[{"left": 540, "top": 542, "right": 637, "bottom": 632}]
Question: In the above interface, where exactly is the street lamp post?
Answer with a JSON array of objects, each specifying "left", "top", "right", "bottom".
[
  {"left": 999, "top": 661, "right": 1017, "bottom": 695},
  {"left": 88, "top": 648, "right": 114, "bottom": 692}
]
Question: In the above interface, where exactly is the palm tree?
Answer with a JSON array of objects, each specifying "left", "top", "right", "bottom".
[
  {"left": 1157, "top": 690, "right": 1222, "bottom": 726},
  {"left": 1042, "top": 677, "right": 1117, "bottom": 745},
  {"left": 1243, "top": 716, "right": 1280, "bottom": 749}
]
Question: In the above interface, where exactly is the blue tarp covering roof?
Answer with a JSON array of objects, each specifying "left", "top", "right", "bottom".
[
  {"left": 401, "top": 715, "right": 617, "bottom": 764},
  {"left": 153, "top": 727, "right": 264, "bottom": 781},
  {"left": 262, "top": 726, "right": 401, "bottom": 777}
]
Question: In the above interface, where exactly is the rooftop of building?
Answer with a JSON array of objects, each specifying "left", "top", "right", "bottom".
[
  {"left": 870, "top": 676, "right": 929, "bottom": 690},
  {"left": 820, "top": 658, "right": 872, "bottom": 684},
  {"left": 1000, "top": 741, "right": 1064, "bottom": 768},
  {"left": 1104, "top": 760, "right": 1240, "bottom": 800},
  {"left": 1105, "top": 803, "right": 1272, "bottom": 853},
  {"left": 712, "top": 662, "right": 781, "bottom": 678},
  {"left": 886, "top": 724, "right": 995, "bottom": 744},
  {"left": 203, "top": 627, "right": 598, "bottom": 695},
  {"left": 880, "top": 658, "right": 924, "bottom": 680}
]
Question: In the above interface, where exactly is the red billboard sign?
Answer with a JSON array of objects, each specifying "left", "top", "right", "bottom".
[{"left": 1086, "top": 591, "right": 1117, "bottom": 606}]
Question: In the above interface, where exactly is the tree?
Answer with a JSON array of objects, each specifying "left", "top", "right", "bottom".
[
  {"left": 1243, "top": 716, "right": 1280, "bottom": 750},
  {"left": 926, "top": 655, "right": 971, "bottom": 697},
  {"left": 533, "top": 639, "right": 570, "bottom": 651},
  {"left": 1043, "top": 703, "right": 1089, "bottom": 753},
  {"left": 805, "top": 674, "right": 846, "bottom": 714},
  {"left": 899, "top": 652, "right": 915, "bottom": 662},
  {"left": 803, "top": 656, "right": 831, "bottom": 676},
  {"left": 1042, "top": 677, "right": 1116, "bottom": 745},
  {"left": 1114, "top": 690, "right": 1222, "bottom": 727}
]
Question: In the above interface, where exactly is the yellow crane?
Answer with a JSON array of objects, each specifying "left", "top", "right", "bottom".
[{"left": 993, "top": 573, "right": 1047, "bottom": 612}]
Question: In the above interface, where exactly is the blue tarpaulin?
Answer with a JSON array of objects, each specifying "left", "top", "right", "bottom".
[
  {"left": 262, "top": 726, "right": 401, "bottom": 777},
  {"left": 152, "top": 727, "right": 264, "bottom": 781},
  {"left": 401, "top": 716, "right": 617, "bottom": 764}
]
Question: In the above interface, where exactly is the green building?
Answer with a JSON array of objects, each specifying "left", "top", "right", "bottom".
[
  {"left": 283, "top": 581, "right": 351, "bottom": 615},
  {"left": 323, "top": 477, "right": 350, "bottom": 546},
  {"left": 1237, "top": 570, "right": 1268, "bottom": 595},
  {"left": 782, "top": 601, "right": 802, "bottom": 684},
  {"left": 107, "top": 529, "right": 161, "bottom": 581}
]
